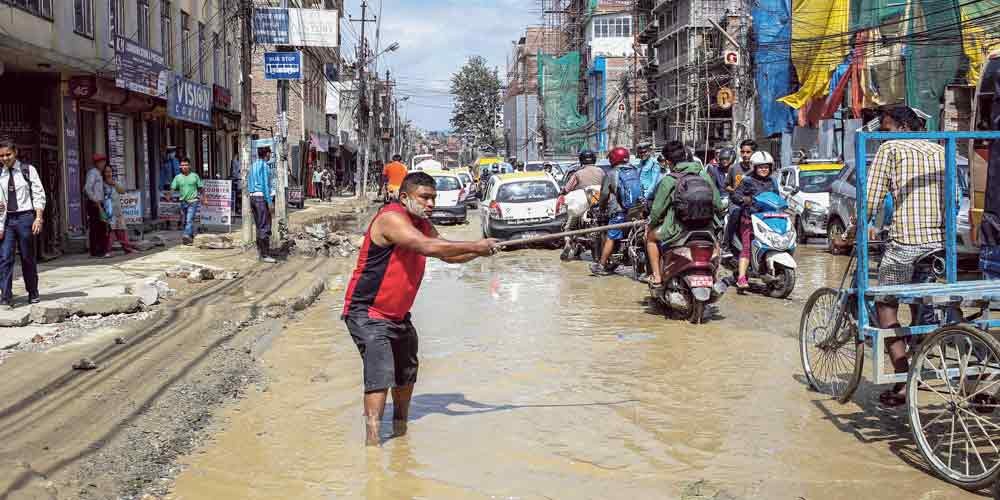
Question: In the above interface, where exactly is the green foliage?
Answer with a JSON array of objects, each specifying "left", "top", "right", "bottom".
[{"left": 449, "top": 56, "right": 502, "bottom": 148}]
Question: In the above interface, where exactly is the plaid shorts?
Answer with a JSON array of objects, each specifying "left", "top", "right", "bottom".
[{"left": 878, "top": 241, "right": 943, "bottom": 290}]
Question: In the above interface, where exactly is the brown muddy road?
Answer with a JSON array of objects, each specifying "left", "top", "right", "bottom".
[{"left": 161, "top": 212, "right": 978, "bottom": 500}]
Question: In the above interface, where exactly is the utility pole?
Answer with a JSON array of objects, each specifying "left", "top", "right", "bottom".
[
  {"left": 350, "top": 0, "right": 376, "bottom": 199},
  {"left": 272, "top": 0, "right": 289, "bottom": 243},
  {"left": 240, "top": 0, "right": 254, "bottom": 246}
]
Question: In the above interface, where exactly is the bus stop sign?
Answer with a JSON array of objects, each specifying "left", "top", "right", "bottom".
[{"left": 264, "top": 51, "right": 303, "bottom": 80}]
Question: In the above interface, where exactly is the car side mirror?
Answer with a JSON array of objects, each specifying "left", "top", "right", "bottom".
[{"left": 791, "top": 188, "right": 800, "bottom": 196}]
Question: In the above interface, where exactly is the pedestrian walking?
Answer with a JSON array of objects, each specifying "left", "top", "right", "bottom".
[
  {"left": 342, "top": 172, "right": 497, "bottom": 446},
  {"left": 230, "top": 153, "right": 242, "bottom": 214},
  {"left": 865, "top": 105, "right": 946, "bottom": 407},
  {"left": 248, "top": 148, "right": 275, "bottom": 263},
  {"left": 170, "top": 157, "right": 204, "bottom": 246},
  {"left": 312, "top": 167, "right": 324, "bottom": 200},
  {"left": 86, "top": 153, "right": 109, "bottom": 257},
  {"left": 321, "top": 166, "right": 335, "bottom": 201},
  {"left": 0, "top": 137, "right": 46, "bottom": 308},
  {"left": 102, "top": 166, "right": 137, "bottom": 256}
]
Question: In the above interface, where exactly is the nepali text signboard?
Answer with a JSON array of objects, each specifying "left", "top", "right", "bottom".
[
  {"left": 121, "top": 191, "right": 143, "bottom": 225},
  {"left": 114, "top": 35, "right": 167, "bottom": 97},
  {"left": 253, "top": 7, "right": 339, "bottom": 47},
  {"left": 62, "top": 96, "right": 83, "bottom": 233},
  {"left": 157, "top": 193, "right": 201, "bottom": 224},
  {"left": 167, "top": 74, "right": 211, "bottom": 127},
  {"left": 253, "top": 7, "right": 289, "bottom": 44},
  {"left": 201, "top": 179, "right": 233, "bottom": 227},
  {"left": 264, "top": 51, "right": 303, "bottom": 80},
  {"left": 108, "top": 113, "right": 127, "bottom": 184}
]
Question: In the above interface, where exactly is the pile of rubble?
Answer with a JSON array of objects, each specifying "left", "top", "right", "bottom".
[
  {"left": 289, "top": 223, "right": 364, "bottom": 258},
  {"left": 165, "top": 262, "right": 240, "bottom": 283}
]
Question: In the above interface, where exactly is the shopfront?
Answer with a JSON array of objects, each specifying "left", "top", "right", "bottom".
[{"left": 0, "top": 71, "right": 62, "bottom": 259}]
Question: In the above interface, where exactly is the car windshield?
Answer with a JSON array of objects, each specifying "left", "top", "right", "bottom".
[
  {"left": 434, "top": 176, "right": 461, "bottom": 191},
  {"left": 497, "top": 181, "right": 558, "bottom": 203},
  {"left": 799, "top": 170, "right": 840, "bottom": 193},
  {"left": 459, "top": 173, "right": 472, "bottom": 185},
  {"left": 525, "top": 163, "right": 546, "bottom": 172}
]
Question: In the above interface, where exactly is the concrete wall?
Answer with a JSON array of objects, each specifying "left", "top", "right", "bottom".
[{"left": 503, "top": 93, "right": 539, "bottom": 162}]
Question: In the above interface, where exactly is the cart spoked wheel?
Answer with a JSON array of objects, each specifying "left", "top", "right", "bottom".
[
  {"left": 799, "top": 287, "right": 863, "bottom": 403},
  {"left": 908, "top": 324, "right": 1000, "bottom": 491}
]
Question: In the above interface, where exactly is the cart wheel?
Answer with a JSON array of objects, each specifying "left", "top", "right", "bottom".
[
  {"left": 799, "top": 287, "right": 863, "bottom": 403},
  {"left": 908, "top": 324, "right": 1000, "bottom": 491}
]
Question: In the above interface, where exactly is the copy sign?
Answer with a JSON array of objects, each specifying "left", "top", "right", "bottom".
[{"left": 264, "top": 52, "right": 302, "bottom": 80}]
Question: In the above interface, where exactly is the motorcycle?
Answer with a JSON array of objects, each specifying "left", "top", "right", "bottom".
[
  {"left": 590, "top": 203, "right": 648, "bottom": 279},
  {"left": 652, "top": 230, "right": 727, "bottom": 324},
  {"left": 722, "top": 192, "right": 799, "bottom": 299}
]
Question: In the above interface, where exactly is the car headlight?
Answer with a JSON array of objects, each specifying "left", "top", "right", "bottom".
[{"left": 804, "top": 200, "right": 827, "bottom": 214}]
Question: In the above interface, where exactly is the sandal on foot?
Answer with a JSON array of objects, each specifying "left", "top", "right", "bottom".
[
  {"left": 878, "top": 389, "right": 906, "bottom": 407},
  {"left": 971, "top": 393, "right": 999, "bottom": 415}
]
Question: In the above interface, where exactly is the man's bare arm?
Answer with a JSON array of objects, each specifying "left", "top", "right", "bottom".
[{"left": 375, "top": 211, "right": 494, "bottom": 258}]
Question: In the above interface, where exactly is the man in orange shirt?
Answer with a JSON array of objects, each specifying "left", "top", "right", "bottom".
[{"left": 382, "top": 154, "right": 408, "bottom": 200}]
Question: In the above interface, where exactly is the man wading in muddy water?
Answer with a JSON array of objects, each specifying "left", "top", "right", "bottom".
[{"left": 342, "top": 172, "right": 498, "bottom": 446}]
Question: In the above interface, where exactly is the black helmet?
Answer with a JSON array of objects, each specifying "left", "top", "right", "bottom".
[
  {"left": 717, "top": 148, "right": 736, "bottom": 165},
  {"left": 578, "top": 149, "right": 597, "bottom": 165},
  {"left": 392, "top": 154, "right": 402, "bottom": 161},
  {"left": 636, "top": 143, "right": 652, "bottom": 154}
]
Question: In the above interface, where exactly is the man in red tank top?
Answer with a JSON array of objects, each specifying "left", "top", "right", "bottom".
[{"left": 343, "top": 171, "right": 497, "bottom": 446}]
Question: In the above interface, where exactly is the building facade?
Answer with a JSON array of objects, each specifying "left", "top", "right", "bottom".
[{"left": 0, "top": 0, "right": 242, "bottom": 257}]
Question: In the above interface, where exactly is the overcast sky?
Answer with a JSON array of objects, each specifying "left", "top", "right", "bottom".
[{"left": 339, "top": 0, "right": 539, "bottom": 132}]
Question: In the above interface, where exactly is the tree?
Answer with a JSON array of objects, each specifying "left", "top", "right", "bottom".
[{"left": 450, "top": 56, "right": 502, "bottom": 149}]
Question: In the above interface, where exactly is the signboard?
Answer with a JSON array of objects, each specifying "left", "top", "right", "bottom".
[
  {"left": 254, "top": 7, "right": 290, "bottom": 44},
  {"left": 201, "top": 179, "right": 232, "bottom": 227},
  {"left": 724, "top": 50, "right": 740, "bottom": 66},
  {"left": 716, "top": 87, "right": 735, "bottom": 109},
  {"left": 114, "top": 35, "right": 167, "bottom": 97},
  {"left": 287, "top": 9, "right": 339, "bottom": 47},
  {"left": 157, "top": 194, "right": 201, "bottom": 224},
  {"left": 108, "top": 113, "right": 127, "bottom": 183},
  {"left": 264, "top": 51, "right": 303, "bottom": 80},
  {"left": 62, "top": 96, "right": 83, "bottom": 233},
  {"left": 167, "top": 74, "right": 212, "bottom": 127},
  {"left": 121, "top": 191, "right": 143, "bottom": 225},
  {"left": 287, "top": 186, "right": 303, "bottom": 204},
  {"left": 253, "top": 7, "right": 339, "bottom": 47},
  {"left": 212, "top": 84, "right": 232, "bottom": 109}
]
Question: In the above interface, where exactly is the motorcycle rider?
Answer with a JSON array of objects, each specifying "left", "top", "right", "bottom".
[
  {"left": 591, "top": 147, "right": 642, "bottom": 276},
  {"left": 560, "top": 150, "right": 606, "bottom": 260},
  {"left": 723, "top": 140, "right": 757, "bottom": 254},
  {"left": 708, "top": 147, "right": 736, "bottom": 194},
  {"left": 645, "top": 141, "right": 723, "bottom": 291},
  {"left": 635, "top": 143, "right": 662, "bottom": 200},
  {"left": 732, "top": 151, "right": 780, "bottom": 289}
]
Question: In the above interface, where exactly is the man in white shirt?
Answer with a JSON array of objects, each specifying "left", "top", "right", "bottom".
[
  {"left": 0, "top": 137, "right": 47, "bottom": 308},
  {"left": 85, "top": 153, "right": 108, "bottom": 257}
]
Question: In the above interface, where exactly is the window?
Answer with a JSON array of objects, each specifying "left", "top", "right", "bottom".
[
  {"left": 7, "top": 0, "right": 53, "bottom": 19},
  {"left": 497, "top": 181, "right": 559, "bottom": 203},
  {"left": 161, "top": 1, "right": 173, "bottom": 65},
  {"left": 593, "top": 16, "right": 631, "bottom": 39},
  {"left": 181, "top": 10, "right": 191, "bottom": 77},
  {"left": 212, "top": 33, "right": 220, "bottom": 85},
  {"left": 225, "top": 42, "right": 232, "bottom": 89},
  {"left": 74, "top": 0, "right": 94, "bottom": 36},
  {"left": 137, "top": 0, "right": 150, "bottom": 47},
  {"left": 109, "top": 0, "right": 126, "bottom": 47},
  {"left": 198, "top": 22, "right": 205, "bottom": 83}
]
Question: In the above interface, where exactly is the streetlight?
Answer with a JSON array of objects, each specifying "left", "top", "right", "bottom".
[{"left": 359, "top": 42, "right": 400, "bottom": 68}]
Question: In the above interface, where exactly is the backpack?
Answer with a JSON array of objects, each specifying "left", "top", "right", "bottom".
[
  {"left": 615, "top": 166, "right": 643, "bottom": 210},
  {"left": 670, "top": 171, "right": 715, "bottom": 226}
]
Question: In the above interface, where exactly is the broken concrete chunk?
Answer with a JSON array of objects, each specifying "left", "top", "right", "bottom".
[
  {"left": 194, "top": 234, "right": 235, "bottom": 249},
  {"left": 125, "top": 281, "right": 160, "bottom": 306},
  {"left": 72, "top": 358, "right": 98, "bottom": 370},
  {"left": 0, "top": 308, "right": 31, "bottom": 327},
  {"left": 31, "top": 303, "right": 70, "bottom": 324},
  {"left": 63, "top": 296, "right": 142, "bottom": 317}
]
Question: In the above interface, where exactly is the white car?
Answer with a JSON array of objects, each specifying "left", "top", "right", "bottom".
[
  {"left": 777, "top": 162, "right": 844, "bottom": 242},
  {"left": 426, "top": 171, "right": 468, "bottom": 224},
  {"left": 479, "top": 172, "right": 567, "bottom": 242}
]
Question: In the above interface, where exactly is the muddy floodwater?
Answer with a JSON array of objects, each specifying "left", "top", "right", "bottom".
[{"left": 169, "top": 213, "right": 978, "bottom": 499}]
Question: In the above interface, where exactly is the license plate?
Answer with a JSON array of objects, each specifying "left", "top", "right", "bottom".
[
  {"left": 686, "top": 275, "right": 714, "bottom": 288},
  {"left": 516, "top": 231, "right": 547, "bottom": 239},
  {"left": 433, "top": 212, "right": 450, "bottom": 218}
]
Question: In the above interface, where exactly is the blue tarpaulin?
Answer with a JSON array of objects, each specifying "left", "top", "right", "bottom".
[{"left": 752, "top": 0, "right": 796, "bottom": 136}]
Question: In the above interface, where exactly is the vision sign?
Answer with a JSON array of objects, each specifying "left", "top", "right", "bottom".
[{"left": 167, "top": 74, "right": 212, "bottom": 127}]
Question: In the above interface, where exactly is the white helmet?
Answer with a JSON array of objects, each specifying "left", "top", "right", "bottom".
[{"left": 749, "top": 151, "right": 774, "bottom": 167}]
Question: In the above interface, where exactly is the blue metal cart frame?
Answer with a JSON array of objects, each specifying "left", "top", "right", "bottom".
[
  {"left": 854, "top": 131, "right": 1000, "bottom": 385},
  {"left": 799, "top": 130, "right": 1000, "bottom": 491}
]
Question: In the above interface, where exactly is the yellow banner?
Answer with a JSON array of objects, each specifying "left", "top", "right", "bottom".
[{"left": 778, "top": 0, "right": 850, "bottom": 109}]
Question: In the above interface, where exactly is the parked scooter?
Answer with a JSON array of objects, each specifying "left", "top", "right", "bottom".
[
  {"left": 722, "top": 192, "right": 799, "bottom": 298},
  {"left": 652, "top": 231, "right": 727, "bottom": 324}
]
